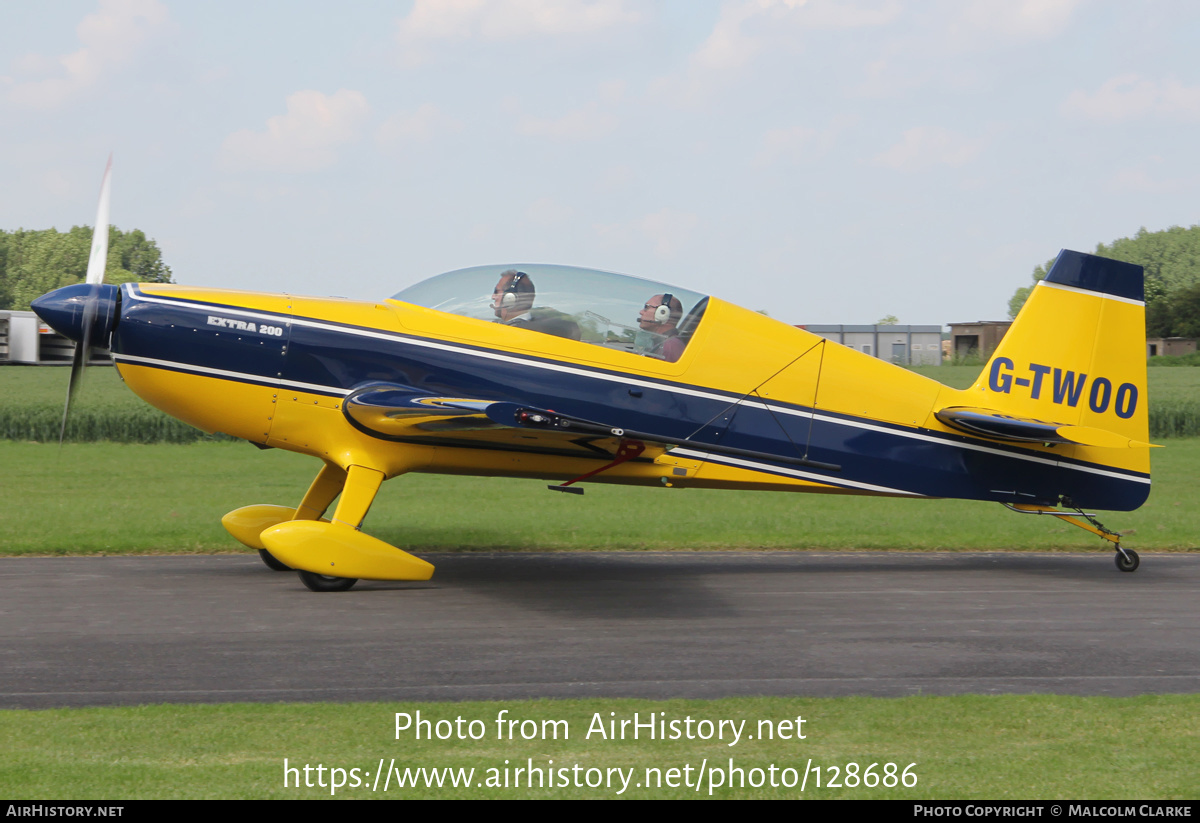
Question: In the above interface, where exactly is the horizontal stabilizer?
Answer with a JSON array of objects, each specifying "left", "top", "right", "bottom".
[{"left": 935, "top": 407, "right": 1156, "bottom": 449}]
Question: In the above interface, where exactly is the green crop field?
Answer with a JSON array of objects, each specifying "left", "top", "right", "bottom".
[
  {"left": 909, "top": 364, "right": 1200, "bottom": 438},
  {"left": 0, "top": 365, "right": 213, "bottom": 443},
  {"left": 2, "top": 361, "right": 1198, "bottom": 440}
]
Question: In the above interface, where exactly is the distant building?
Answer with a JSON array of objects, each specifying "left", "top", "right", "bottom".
[
  {"left": 948, "top": 321, "right": 1012, "bottom": 361},
  {"left": 800, "top": 324, "right": 943, "bottom": 366},
  {"left": 1147, "top": 337, "right": 1196, "bottom": 357},
  {"left": 0, "top": 310, "right": 110, "bottom": 365}
]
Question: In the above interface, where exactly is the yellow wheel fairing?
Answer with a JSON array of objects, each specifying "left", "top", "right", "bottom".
[
  {"left": 221, "top": 504, "right": 298, "bottom": 549},
  {"left": 261, "top": 520, "right": 435, "bottom": 581}
]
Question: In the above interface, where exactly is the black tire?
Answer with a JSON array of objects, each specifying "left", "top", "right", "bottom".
[
  {"left": 258, "top": 549, "right": 292, "bottom": 572},
  {"left": 1115, "top": 548, "right": 1140, "bottom": 573},
  {"left": 298, "top": 570, "right": 359, "bottom": 592}
]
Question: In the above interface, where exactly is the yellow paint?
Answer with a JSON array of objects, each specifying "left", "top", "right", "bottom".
[
  {"left": 117, "top": 363, "right": 277, "bottom": 443},
  {"left": 136, "top": 284, "right": 294, "bottom": 315},
  {"left": 932, "top": 281, "right": 1151, "bottom": 476},
  {"left": 123, "top": 272, "right": 1151, "bottom": 583},
  {"left": 295, "top": 463, "right": 347, "bottom": 520},
  {"left": 1007, "top": 504, "right": 1121, "bottom": 545},
  {"left": 222, "top": 504, "right": 298, "bottom": 549},
  {"left": 331, "top": 466, "right": 384, "bottom": 529},
  {"left": 261, "top": 520, "right": 435, "bottom": 581}
]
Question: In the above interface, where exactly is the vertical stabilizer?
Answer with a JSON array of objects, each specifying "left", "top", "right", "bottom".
[{"left": 955, "top": 250, "right": 1151, "bottom": 488}]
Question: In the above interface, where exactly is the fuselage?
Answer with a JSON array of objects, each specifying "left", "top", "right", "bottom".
[{"left": 77, "top": 281, "right": 1149, "bottom": 511}]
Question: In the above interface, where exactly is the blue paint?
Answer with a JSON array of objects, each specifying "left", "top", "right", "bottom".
[
  {"left": 109, "top": 287, "right": 1151, "bottom": 511},
  {"left": 1115, "top": 385, "right": 1138, "bottom": 420},
  {"left": 1045, "top": 249, "right": 1144, "bottom": 302},
  {"left": 1052, "top": 369, "right": 1087, "bottom": 407},
  {"left": 989, "top": 358, "right": 1014, "bottom": 393},
  {"left": 1028, "top": 363, "right": 1051, "bottom": 399}
]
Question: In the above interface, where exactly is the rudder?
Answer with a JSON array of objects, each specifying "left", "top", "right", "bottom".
[{"left": 938, "top": 249, "right": 1152, "bottom": 509}]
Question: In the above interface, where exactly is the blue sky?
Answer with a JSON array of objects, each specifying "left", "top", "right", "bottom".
[{"left": 3, "top": 0, "right": 1199, "bottom": 325}]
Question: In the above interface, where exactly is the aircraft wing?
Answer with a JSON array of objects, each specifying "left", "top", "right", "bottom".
[
  {"left": 484, "top": 402, "right": 839, "bottom": 470},
  {"left": 340, "top": 383, "right": 640, "bottom": 460},
  {"left": 343, "top": 383, "right": 839, "bottom": 470},
  {"left": 935, "top": 406, "right": 1157, "bottom": 449}
]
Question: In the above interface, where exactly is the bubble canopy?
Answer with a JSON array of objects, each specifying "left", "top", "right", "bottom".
[{"left": 391, "top": 264, "right": 709, "bottom": 360}]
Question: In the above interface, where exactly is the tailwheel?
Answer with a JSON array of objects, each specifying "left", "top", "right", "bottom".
[
  {"left": 1114, "top": 547, "right": 1140, "bottom": 573},
  {"left": 1003, "top": 504, "right": 1142, "bottom": 574},
  {"left": 297, "top": 570, "right": 359, "bottom": 592},
  {"left": 258, "top": 549, "right": 292, "bottom": 572}
]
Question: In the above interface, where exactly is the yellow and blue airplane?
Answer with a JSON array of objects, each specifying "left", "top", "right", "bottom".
[{"left": 33, "top": 163, "right": 1154, "bottom": 591}]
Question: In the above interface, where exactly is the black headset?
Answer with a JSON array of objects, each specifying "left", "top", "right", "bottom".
[{"left": 653, "top": 293, "right": 675, "bottom": 323}]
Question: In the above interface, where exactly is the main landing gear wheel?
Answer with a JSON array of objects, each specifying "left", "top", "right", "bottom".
[
  {"left": 258, "top": 549, "right": 292, "bottom": 572},
  {"left": 297, "top": 570, "right": 359, "bottom": 592},
  {"left": 1114, "top": 548, "right": 1140, "bottom": 573}
]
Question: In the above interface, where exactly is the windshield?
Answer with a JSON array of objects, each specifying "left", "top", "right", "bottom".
[{"left": 392, "top": 263, "right": 709, "bottom": 361}]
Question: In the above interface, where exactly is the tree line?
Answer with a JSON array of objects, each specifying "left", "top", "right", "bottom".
[
  {"left": 0, "top": 226, "right": 172, "bottom": 311},
  {"left": 1009, "top": 225, "right": 1200, "bottom": 338}
]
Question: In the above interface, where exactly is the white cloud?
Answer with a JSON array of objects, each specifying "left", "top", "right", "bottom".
[
  {"left": 700, "top": 0, "right": 900, "bottom": 70},
  {"left": 3, "top": 0, "right": 172, "bottom": 109},
  {"left": 376, "top": 104, "right": 463, "bottom": 147},
  {"left": 655, "top": 0, "right": 899, "bottom": 106},
  {"left": 853, "top": 1, "right": 1085, "bottom": 98},
  {"left": 872, "top": 126, "right": 984, "bottom": 172},
  {"left": 953, "top": 0, "right": 1083, "bottom": 40},
  {"left": 755, "top": 126, "right": 819, "bottom": 167},
  {"left": 218, "top": 90, "right": 371, "bottom": 174},
  {"left": 641, "top": 208, "right": 699, "bottom": 258},
  {"left": 526, "top": 196, "right": 573, "bottom": 226},
  {"left": 597, "top": 163, "right": 634, "bottom": 191},
  {"left": 1111, "top": 158, "right": 1197, "bottom": 194},
  {"left": 593, "top": 208, "right": 699, "bottom": 258},
  {"left": 1063, "top": 74, "right": 1200, "bottom": 122},
  {"left": 395, "top": 0, "right": 642, "bottom": 64},
  {"left": 518, "top": 101, "right": 617, "bottom": 140},
  {"left": 754, "top": 115, "right": 858, "bottom": 168},
  {"left": 1111, "top": 168, "right": 1186, "bottom": 194}
]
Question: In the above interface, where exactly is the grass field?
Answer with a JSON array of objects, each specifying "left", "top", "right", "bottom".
[
  {"left": 2, "top": 696, "right": 1197, "bottom": 799},
  {"left": 1, "top": 437, "right": 1196, "bottom": 555},
  {"left": 1, "top": 361, "right": 1196, "bottom": 555},
  {"left": 2, "top": 365, "right": 1196, "bottom": 801}
]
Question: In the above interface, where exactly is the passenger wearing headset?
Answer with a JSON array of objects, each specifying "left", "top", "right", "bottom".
[
  {"left": 637, "top": 293, "right": 685, "bottom": 362},
  {"left": 491, "top": 270, "right": 536, "bottom": 326}
]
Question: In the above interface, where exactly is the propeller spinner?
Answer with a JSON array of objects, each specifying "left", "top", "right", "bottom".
[{"left": 30, "top": 156, "right": 119, "bottom": 444}]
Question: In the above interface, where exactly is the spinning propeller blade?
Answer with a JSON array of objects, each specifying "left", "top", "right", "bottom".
[{"left": 58, "top": 155, "right": 113, "bottom": 444}]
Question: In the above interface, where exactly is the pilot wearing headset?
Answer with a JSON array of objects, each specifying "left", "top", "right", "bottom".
[
  {"left": 491, "top": 270, "right": 536, "bottom": 326},
  {"left": 638, "top": 293, "right": 685, "bottom": 362}
]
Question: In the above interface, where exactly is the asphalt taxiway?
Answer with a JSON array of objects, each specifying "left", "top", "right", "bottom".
[{"left": 1, "top": 552, "right": 1197, "bottom": 708}]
